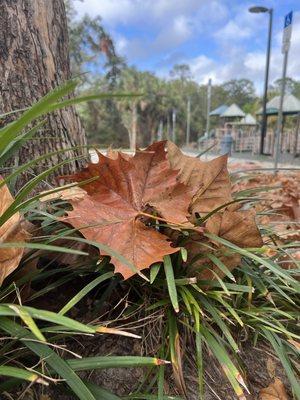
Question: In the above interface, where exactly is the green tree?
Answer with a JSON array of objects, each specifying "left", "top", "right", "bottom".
[
  {"left": 221, "top": 79, "right": 256, "bottom": 107},
  {"left": 169, "top": 64, "right": 192, "bottom": 82},
  {"left": 272, "top": 77, "right": 300, "bottom": 98}
]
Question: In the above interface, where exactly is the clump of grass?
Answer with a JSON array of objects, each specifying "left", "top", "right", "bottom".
[{"left": 0, "top": 81, "right": 299, "bottom": 399}]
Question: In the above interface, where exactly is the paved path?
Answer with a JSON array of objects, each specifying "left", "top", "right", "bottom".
[{"left": 91, "top": 148, "right": 300, "bottom": 171}]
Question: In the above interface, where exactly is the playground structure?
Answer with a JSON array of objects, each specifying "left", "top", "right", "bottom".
[{"left": 201, "top": 97, "right": 300, "bottom": 157}]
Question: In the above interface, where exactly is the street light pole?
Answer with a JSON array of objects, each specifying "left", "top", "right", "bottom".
[
  {"left": 206, "top": 78, "right": 212, "bottom": 136},
  {"left": 249, "top": 6, "right": 273, "bottom": 155},
  {"left": 186, "top": 97, "right": 191, "bottom": 147}
]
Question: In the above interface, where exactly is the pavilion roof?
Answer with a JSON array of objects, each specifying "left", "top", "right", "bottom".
[
  {"left": 209, "top": 104, "right": 228, "bottom": 116},
  {"left": 238, "top": 113, "right": 257, "bottom": 125},
  {"left": 257, "top": 94, "right": 300, "bottom": 115},
  {"left": 221, "top": 103, "right": 245, "bottom": 118}
]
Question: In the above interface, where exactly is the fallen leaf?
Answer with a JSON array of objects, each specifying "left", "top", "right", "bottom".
[
  {"left": 62, "top": 141, "right": 192, "bottom": 279},
  {"left": 206, "top": 209, "right": 263, "bottom": 249},
  {"left": 186, "top": 209, "right": 262, "bottom": 280},
  {"left": 106, "top": 147, "right": 131, "bottom": 160},
  {"left": 259, "top": 377, "right": 289, "bottom": 400},
  {"left": 167, "top": 141, "right": 232, "bottom": 216},
  {"left": 40, "top": 184, "right": 87, "bottom": 202},
  {"left": 0, "top": 177, "right": 28, "bottom": 285},
  {"left": 186, "top": 235, "right": 241, "bottom": 281}
]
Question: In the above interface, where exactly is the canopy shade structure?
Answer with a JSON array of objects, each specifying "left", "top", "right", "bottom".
[
  {"left": 209, "top": 104, "right": 228, "bottom": 116},
  {"left": 257, "top": 94, "right": 300, "bottom": 116},
  {"left": 236, "top": 113, "right": 258, "bottom": 125},
  {"left": 221, "top": 103, "right": 245, "bottom": 118}
]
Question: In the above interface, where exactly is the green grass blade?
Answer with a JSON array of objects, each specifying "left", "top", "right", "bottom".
[
  {"left": 150, "top": 263, "right": 161, "bottom": 284},
  {"left": 164, "top": 255, "right": 179, "bottom": 313},
  {"left": 49, "top": 92, "right": 142, "bottom": 112},
  {"left": 0, "top": 305, "right": 95, "bottom": 333},
  {"left": 0, "top": 317, "right": 96, "bottom": 400},
  {"left": 263, "top": 329, "right": 300, "bottom": 398},
  {"left": 207, "top": 253, "right": 236, "bottom": 282},
  {"left": 0, "top": 144, "right": 89, "bottom": 190},
  {"left": 0, "top": 366, "right": 47, "bottom": 385},
  {"left": 66, "top": 356, "right": 166, "bottom": 371},
  {"left": 198, "top": 296, "right": 239, "bottom": 353},
  {"left": 0, "top": 242, "right": 88, "bottom": 256},
  {"left": 0, "top": 80, "right": 78, "bottom": 151},
  {"left": 59, "top": 272, "right": 114, "bottom": 315},
  {"left": 0, "top": 120, "right": 46, "bottom": 165},
  {"left": 205, "top": 233, "right": 300, "bottom": 289},
  {"left": 8, "top": 304, "right": 46, "bottom": 342},
  {"left": 84, "top": 381, "right": 121, "bottom": 400},
  {"left": 200, "top": 326, "right": 246, "bottom": 397}
]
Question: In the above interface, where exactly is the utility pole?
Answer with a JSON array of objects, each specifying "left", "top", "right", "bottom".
[
  {"left": 172, "top": 109, "right": 176, "bottom": 143},
  {"left": 158, "top": 120, "right": 163, "bottom": 141},
  {"left": 186, "top": 97, "right": 191, "bottom": 147},
  {"left": 206, "top": 78, "right": 212, "bottom": 136},
  {"left": 274, "top": 11, "right": 293, "bottom": 170}
]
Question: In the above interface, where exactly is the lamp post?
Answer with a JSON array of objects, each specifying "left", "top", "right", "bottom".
[{"left": 249, "top": 6, "right": 273, "bottom": 155}]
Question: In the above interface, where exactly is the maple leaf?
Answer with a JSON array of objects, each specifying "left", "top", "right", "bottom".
[
  {"left": 167, "top": 141, "right": 232, "bottom": 216},
  {"left": 63, "top": 141, "right": 192, "bottom": 279},
  {"left": 0, "top": 177, "right": 28, "bottom": 285},
  {"left": 259, "top": 378, "right": 289, "bottom": 400}
]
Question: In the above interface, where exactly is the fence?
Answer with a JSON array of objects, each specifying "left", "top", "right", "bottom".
[{"left": 199, "top": 127, "right": 300, "bottom": 156}]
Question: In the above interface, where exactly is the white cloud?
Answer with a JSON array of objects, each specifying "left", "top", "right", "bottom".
[
  {"left": 74, "top": 0, "right": 227, "bottom": 27},
  {"left": 115, "top": 36, "right": 129, "bottom": 53},
  {"left": 215, "top": 21, "right": 252, "bottom": 41},
  {"left": 73, "top": 1, "right": 300, "bottom": 93},
  {"left": 74, "top": 0, "right": 137, "bottom": 25}
]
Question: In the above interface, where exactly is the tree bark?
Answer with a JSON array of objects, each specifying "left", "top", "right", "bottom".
[{"left": 0, "top": 0, "right": 87, "bottom": 187}]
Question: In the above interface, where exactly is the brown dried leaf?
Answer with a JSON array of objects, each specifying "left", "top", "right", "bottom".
[
  {"left": 259, "top": 378, "right": 289, "bottom": 400},
  {"left": 186, "top": 209, "right": 262, "bottom": 280},
  {"left": 206, "top": 209, "right": 263, "bottom": 248},
  {"left": 0, "top": 177, "right": 27, "bottom": 285},
  {"left": 40, "top": 185, "right": 87, "bottom": 202},
  {"left": 167, "top": 141, "right": 232, "bottom": 216},
  {"left": 186, "top": 237, "right": 241, "bottom": 281},
  {"left": 63, "top": 142, "right": 192, "bottom": 279},
  {"left": 106, "top": 147, "right": 131, "bottom": 160}
]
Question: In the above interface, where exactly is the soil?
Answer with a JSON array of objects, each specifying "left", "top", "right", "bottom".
[
  {"left": 14, "top": 331, "right": 292, "bottom": 400},
  {"left": 4, "top": 275, "right": 293, "bottom": 400}
]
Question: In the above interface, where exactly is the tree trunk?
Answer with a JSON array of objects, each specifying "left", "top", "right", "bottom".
[{"left": 0, "top": 0, "right": 87, "bottom": 187}]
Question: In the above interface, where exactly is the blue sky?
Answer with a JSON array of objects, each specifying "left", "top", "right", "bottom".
[{"left": 74, "top": 0, "right": 300, "bottom": 93}]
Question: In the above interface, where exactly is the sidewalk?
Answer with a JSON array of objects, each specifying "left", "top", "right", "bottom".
[
  {"left": 92, "top": 148, "right": 300, "bottom": 170},
  {"left": 182, "top": 148, "right": 300, "bottom": 170}
]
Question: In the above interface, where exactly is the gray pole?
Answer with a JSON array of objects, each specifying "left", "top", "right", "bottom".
[
  {"left": 274, "top": 50, "right": 289, "bottom": 170},
  {"left": 206, "top": 78, "right": 212, "bottom": 135},
  {"left": 260, "top": 9, "right": 273, "bottom": 155},
  {"left": 158, "top": 120, "right": 163, "bottom": 141},
  {"left": 172, "top": 109, "right": 176, "bottom": 143},
  {"left": 186, "top": 97, "right": 191, "bottom": 147}
]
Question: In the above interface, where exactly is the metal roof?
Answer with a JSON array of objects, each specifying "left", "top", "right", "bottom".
[
  {"left": 238, "top": 113, "right": 258, "bottom": 125},
  {"left": 209, "top": 104, "right": 228, "bottom": 116},
  {"left": 257, "top": 94, "right": 300, "bottom": 115},
  {"left": 221, "top": 103, "right": 245, "bottom": 118}
]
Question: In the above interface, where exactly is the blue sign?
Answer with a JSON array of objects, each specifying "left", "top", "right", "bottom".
[{"left": 284, "top": 11, "right": 293, "bottom": 28}]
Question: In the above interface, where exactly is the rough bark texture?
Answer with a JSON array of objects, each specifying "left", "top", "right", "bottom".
[{"left": 0, "top": 0, "right": 87, "bottom": 187}]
